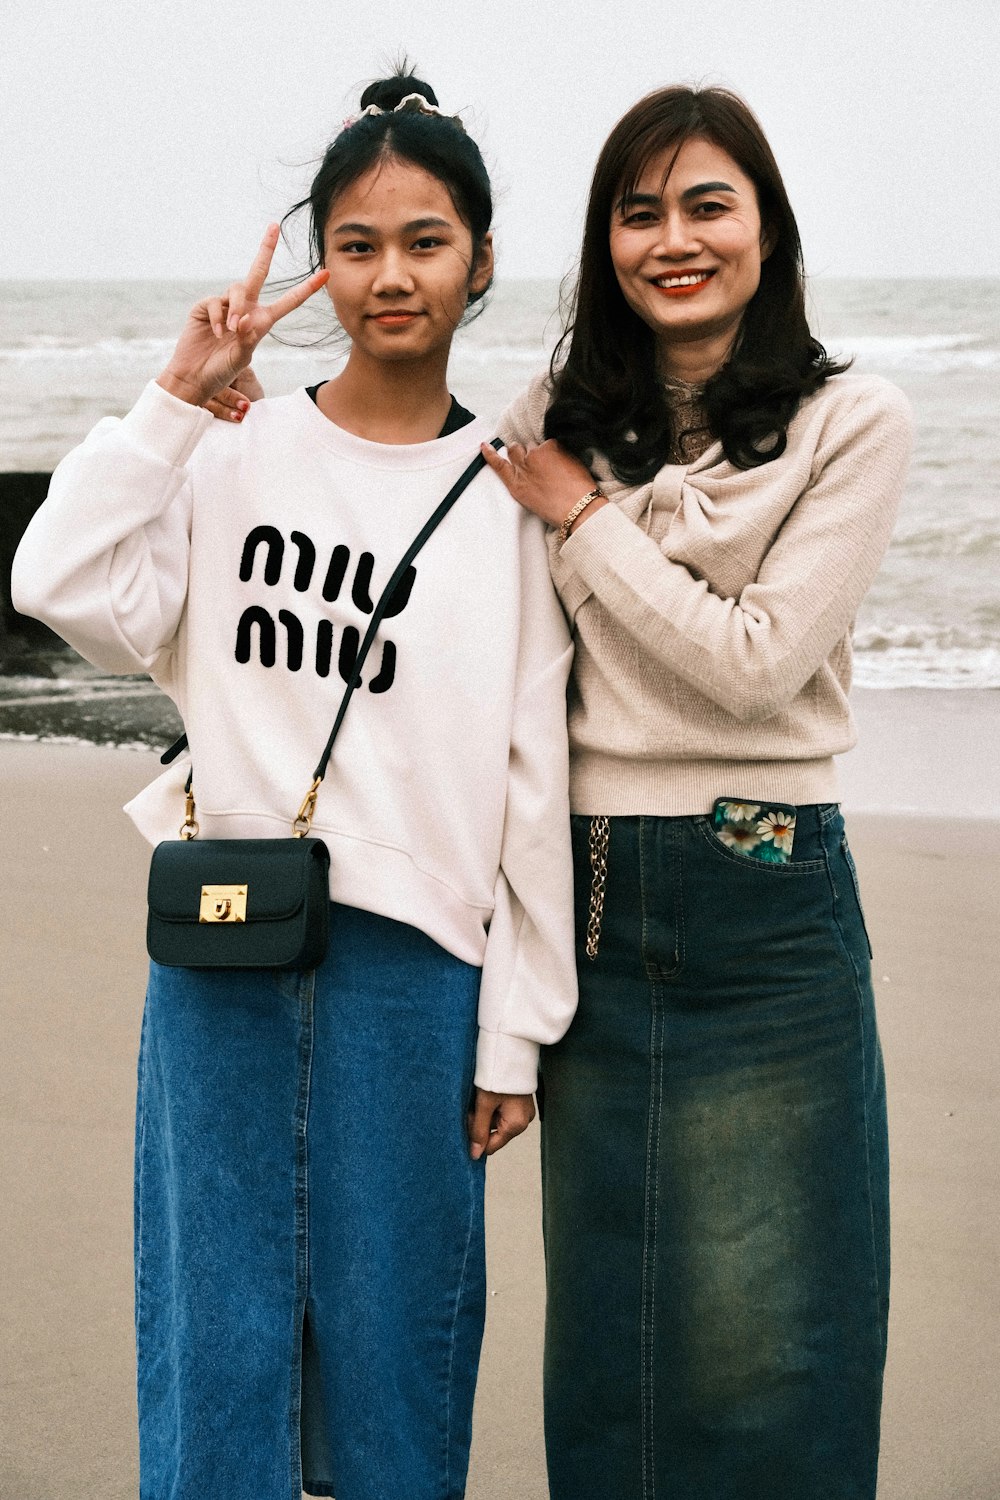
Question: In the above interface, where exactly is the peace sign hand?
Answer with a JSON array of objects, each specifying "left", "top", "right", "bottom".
[{"left": 156, "top": 224, "right": 329, "bottom": 408}]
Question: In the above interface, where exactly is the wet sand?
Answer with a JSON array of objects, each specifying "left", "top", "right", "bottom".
[{"left": 1, "top": 739, "right": 998, "bottom": 1499}]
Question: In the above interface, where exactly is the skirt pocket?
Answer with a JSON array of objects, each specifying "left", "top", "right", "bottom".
[{"left": 839, "top": 835, "right": 874, "bottom": 959}]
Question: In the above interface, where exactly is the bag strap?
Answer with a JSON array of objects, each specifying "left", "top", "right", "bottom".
[
  {"left": 162, "top": 439, "right": 503, "bottom": 829},
  {"left": 311, "top": 438, "right": 502, "bottom": 781}
]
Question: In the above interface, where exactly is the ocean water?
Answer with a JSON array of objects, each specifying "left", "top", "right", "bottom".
[{"left": 1, "top": 277, "right": 998, "bottom": 715}]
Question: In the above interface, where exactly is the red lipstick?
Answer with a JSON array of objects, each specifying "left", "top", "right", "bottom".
[{"left": 652, "top": 271, "right": 716, "bottom": 298}]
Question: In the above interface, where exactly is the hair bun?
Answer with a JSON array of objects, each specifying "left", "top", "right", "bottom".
[{"left": 359, "top": 74, "right": 439, "bottom": 113}]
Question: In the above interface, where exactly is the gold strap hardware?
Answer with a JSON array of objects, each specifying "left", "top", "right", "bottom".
[
  {"left": 178, "top": 778, "right": 321, "bottom": 840},
  {"left": 586, "top": 815, "right": 610, "bottom": 961},
  {"left": 179, "top": 785, "right": 200, "bottom": 840},
  {"left": 293, "top": 778, "right": 322, "bottom": 838}
]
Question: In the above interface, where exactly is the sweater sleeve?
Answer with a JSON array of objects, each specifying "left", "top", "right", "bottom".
[
  {"left": 474, "top": 513, "right": 577, "bottom": 1096},
  {"left": 11, "top": 380, "right": 213, "bottom": 679},
  {"left": 555, "top": 380, "right": 913, "bottom": 723},
  {"left": 497, "top": 371, "right": 552, "bottom": 449}
]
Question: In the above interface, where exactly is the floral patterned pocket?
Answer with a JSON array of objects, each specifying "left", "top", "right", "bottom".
[{"left": 711, "top": 798, "right": 797, "bottom": 863}]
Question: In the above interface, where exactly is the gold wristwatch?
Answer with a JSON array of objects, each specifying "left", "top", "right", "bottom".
[{"left": 557, "top": 487, "right": 604, "bottom": 545}]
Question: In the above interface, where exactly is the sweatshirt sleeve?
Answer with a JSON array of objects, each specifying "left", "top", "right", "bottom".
[
  {"left": 554, "top": 380, "right": 913, "bottom": 723},
  {"left": 474, "top": 512, "right": 577, "bottom": 1096},
  {"left": 11, "top": 380, "right": 213, "bottom": 678}
]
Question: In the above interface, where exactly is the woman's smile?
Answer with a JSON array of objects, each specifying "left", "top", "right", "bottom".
[{"left": 650, "top": 269, "right": 717, "bottom": 296}]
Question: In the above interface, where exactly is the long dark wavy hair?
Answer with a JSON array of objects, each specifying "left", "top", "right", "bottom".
[{"left": 544, "top": 87, "right": 848, "bottom": 479}]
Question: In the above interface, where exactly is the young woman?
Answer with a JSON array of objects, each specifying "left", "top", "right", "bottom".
[
  {"left": 481, "top": 87, "right": 913, "bottom": 1500},
  {"left": 12, "top": 73, "right": 577, "bottom": 1500}
]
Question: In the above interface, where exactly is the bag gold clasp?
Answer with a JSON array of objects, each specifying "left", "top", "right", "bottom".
[
  {"left": 199, "top": 885, "right": 248, "bottom": 923},
  {"left": 293, "top": 778, "right": 322, "bottom": 838}
]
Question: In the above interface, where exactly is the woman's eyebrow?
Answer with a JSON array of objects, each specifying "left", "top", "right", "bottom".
[
  {"left": 680, "top": 181, "right": 737, "bottom": 199},
  {"left": 615, "top": 192, "right": 662, "bottom": 212},
  {"left": 330, "top": 216, "right": 455, "bottom": 236},
  {"left": 400, "top": 217, "right": 454, "bottom": 233},
  {"left": 616, "top": 181, "right": 739, "bottom": 213}
]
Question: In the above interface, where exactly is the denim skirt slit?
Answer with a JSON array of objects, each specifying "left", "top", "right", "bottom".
[
  {"left": 134, "top": 902, "right": 486, "bottom": 1500},
  {"left": 540, "top": 806, "right": 890, "bottom": 1500}
]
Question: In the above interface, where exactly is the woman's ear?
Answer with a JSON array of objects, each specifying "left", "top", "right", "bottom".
[
  {"left": 760, "top": 221, "right": 776, "bottom": 262},
  {"left": 469, "top": 231, "right": 494, "bottom": 298}
]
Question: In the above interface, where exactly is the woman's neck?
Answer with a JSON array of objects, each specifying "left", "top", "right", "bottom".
[
  {"left": 316, "top": 347, "right": 453, "bottom": 443},
  {"left": 657, "top": 323, "right": 739, "bottom": 386}
]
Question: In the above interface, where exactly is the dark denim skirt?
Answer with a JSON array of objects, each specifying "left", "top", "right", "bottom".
[{"left": 540, "top": 806, "right": 889, "bottom": 1500}]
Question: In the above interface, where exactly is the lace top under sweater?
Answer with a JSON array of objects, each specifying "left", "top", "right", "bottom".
[
  {"left": 661, "top": 374, "right": 713, "bottom": 465},
  {"left": 498, "top": 371, "right": 914, "bottom": 815}
]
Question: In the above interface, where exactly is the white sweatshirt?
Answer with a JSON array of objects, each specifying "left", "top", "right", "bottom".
[{"left": 12, "top": 380, "right": 577, "bottom": 1095}]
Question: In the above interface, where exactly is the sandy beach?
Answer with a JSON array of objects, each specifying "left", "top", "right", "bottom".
[{"left": 2, "top": 734, "right": 998, "bottom": 1500}]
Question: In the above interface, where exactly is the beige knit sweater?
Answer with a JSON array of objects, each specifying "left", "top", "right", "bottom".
[{"left": 499, "top": 371, "right": 913, "bottom": 815}]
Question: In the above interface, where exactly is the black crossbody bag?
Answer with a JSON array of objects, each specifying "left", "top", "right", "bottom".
[{"left": 146, "top": 441, "right": 501, "bottom": 972}]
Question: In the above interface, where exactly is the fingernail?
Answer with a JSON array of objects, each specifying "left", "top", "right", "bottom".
[
  {"left": 470, "top": 1144, "right": 483, "bottom": 1160},
  {"left": 227, "top": 315, "right": 238, "bottom": 332},
  {"left": 237, "top": 400, "right": 250, "bottom": 413},
  {"left": 230, "top": 410, "right": 242, "bottom": 422},
  {"left": 212, "top": 324, "right": 223, "bottom": 339}
]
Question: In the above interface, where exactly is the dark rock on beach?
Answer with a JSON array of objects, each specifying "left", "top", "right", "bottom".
[
  {"left": 0, "top": 472, "right": 181, "bottom": 746},
  {"left": 0, "top": 473, "right": 70, "bottom": 666}
]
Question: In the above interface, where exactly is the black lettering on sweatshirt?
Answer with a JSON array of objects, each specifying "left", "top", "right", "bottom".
[{"left": 234, "top": 527, "right": 414, "bottom": 691}]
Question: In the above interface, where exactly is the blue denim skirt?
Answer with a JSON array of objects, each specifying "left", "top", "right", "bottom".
[
  {"left": 134, "top": 904, "right": 485, "bottom": 1500},
  {"left": 540, "top": 806, "right": 889, "bottom": 1500}
]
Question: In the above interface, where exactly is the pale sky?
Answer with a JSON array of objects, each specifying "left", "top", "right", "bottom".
[{"left": 3, "top": 0, "right": 998, "bottom": 283}]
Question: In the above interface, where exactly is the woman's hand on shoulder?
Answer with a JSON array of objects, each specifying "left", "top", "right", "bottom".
[
  {"left": 467, "top": 1088, "right": 536, "bottom": 1158},
  {"left": 157, "top": 224, "right": 328, "bottom": 408},
  {"left": 481, "top": 439, "right": 608, "bottom": 534}
]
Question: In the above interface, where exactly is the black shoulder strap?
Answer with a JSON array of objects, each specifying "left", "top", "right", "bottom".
[{"left": 161, "top": 439, "right": 503, "bottom": 780}]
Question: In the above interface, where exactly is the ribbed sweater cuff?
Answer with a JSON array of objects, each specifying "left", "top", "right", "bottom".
[
  {"left": 474, "top": 1030, "right": 540, "bottom": 1096},
  {"left": 558, "top": 497, "right": 640, "bottom": 579},
  {"left": 123, "top": 379, "right": 214, "bottom": 469}
]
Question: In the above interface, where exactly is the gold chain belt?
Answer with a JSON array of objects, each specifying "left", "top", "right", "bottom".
[{"left": 586, "top": 815, "right": 610, "bottom": 960}]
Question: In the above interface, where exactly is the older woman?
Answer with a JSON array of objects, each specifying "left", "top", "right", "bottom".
[{"left": 483, "top": 85, "right": 911, "bottom": 1500}]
